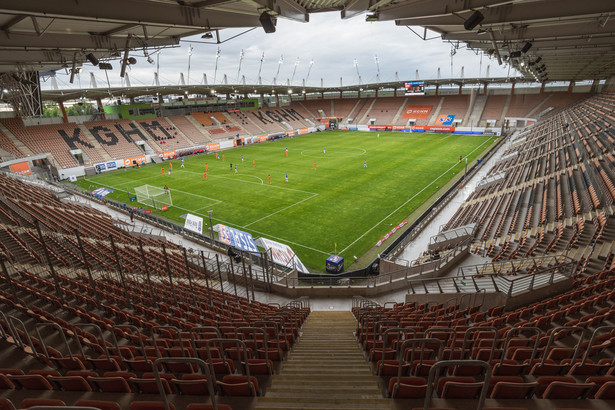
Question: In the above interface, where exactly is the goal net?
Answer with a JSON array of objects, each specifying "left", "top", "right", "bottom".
[{"left": 134, "top": 184, "right": 173, "bottom": 208}]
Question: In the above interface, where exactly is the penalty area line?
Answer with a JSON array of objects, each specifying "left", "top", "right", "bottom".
[
  {"left": 243, "top": 193, "right": 319, "bottom": 228},
  {"left": 340, "top": 137, "right": 493, "bottom": 254}
]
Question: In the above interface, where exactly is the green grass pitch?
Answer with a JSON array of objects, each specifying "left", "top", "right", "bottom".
[{"left": 72, "top": 130, "right": 498, "bottom": 271}]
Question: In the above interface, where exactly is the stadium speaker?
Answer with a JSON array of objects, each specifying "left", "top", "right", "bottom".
[
  {"left": 521, "top": 42, "right": 532, "bottom": 53},
  {"left": 259, "top": 12, "right": 276, "bottom": 33},
  {"left": 86, "top": 53, "right": 99, "bottom": 66},
  {"left": 535, "top": 56, "right": 542, "bottom": 64},
  {"left": 463, "top": 11, "right": 484, "bottom": 30},
  {"left": 510, "top": 51, "right": 522, "bottom": 59}
]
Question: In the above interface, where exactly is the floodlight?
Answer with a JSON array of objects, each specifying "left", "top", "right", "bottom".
[
  {"left": 464, "top": 11, "right": 484, "bottom": 30},
  {"left": 259, "top": 12, "right": 276, "bottom": 33},
  {"left": 521, "top": 42, "right": 533, "bottom": 53},
  {"left": 86, "top": 53, "right": 99, "bottom": 66}
]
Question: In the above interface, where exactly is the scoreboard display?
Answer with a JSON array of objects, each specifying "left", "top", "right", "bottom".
[{"left": 405, "top": 81, "right": 425, "bottom": 96}]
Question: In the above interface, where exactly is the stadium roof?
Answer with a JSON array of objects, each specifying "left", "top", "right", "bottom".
[
  {"left": 0, "top": 0, "right": 613, "bottom": 80},
  {"left": 376, "top": 0, "right": 615, "bottom": 82},
  {"left": 41, "top": 76, "right": 525, "bottom": 103}
]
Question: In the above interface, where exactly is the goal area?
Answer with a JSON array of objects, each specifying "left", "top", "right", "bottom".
[{"left": 134, "top": 184, "right": 173, "bottom": 208}]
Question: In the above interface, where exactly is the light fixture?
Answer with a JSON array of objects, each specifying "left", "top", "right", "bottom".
[
  {"left": 259, "top": 12, "right": 276, "bottom": 33},
  {"left": 201, "top": 32, "right": 214, "bottom": 39},
  {"left": 127, "top": 57, "right": 137, "bottom": 65},
  {"left": 477, "top": 28, "right": 488, "bottom": 35},
  {"left": 521, "top": 42, "right": 532, "bottom": 53},
  {"left": 534, "top": 57, "right": 542, "bottom": 64},
  {"left": 98, "top": 62, "right": 113, "bottom": 70},
  {"left": 510, "top": 51, "right": 522, "bottom": 59},
  {"left": 464, "top": 11, "right": 484, "bottom": 31},
  {"left": 86, "top": 53, "right": 99, "bottom": 66}
]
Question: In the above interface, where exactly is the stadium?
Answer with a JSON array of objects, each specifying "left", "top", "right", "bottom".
[{"left": 0, "top": 1, "right": 615, "bottom": 410}]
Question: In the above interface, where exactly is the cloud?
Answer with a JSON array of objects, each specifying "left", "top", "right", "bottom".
[{"left": 48, "top": 12, "right": 518, "bottom": 91}]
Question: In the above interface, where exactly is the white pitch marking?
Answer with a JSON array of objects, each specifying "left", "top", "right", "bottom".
[
  {"left": 244, "top": 193, "right": 318, "bottom": 228},
  {"left": 340, "top": 137, "right": 494, "bottom": 254}
]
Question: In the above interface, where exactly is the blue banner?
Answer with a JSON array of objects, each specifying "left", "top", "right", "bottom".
[
  {"left": 91, "top": 187, "right": 113, "bottom": 198},
  {"left": 218, "top": 224, "right": 259, "bottom": 252}
]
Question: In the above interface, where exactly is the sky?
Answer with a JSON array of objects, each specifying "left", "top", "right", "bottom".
[{"left": 46, "top": 12, "right": 518, "bottom": 91}]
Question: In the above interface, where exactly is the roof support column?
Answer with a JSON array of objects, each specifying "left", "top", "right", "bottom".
[
  {"left": 96, "top": 98, "right": 106, "bottom": 120},
  {"left": 435, "top": 84, "right": 439, "bottom": 96},
  {"left": 511, "top": 82, "right": 515, "bottom": 95},
  {"left": 568, "top": 81, "right": 574, "bottom": 92},
  {"left": 59, "top": 101, "right": 68, "bottom": 124},
  {"left": 458, "top": 84, "right": 462, "bottom": 95}
]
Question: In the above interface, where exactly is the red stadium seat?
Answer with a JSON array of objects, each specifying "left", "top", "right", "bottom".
[
  {"left": 74, "top": 400, "right": 121, "bottom": 410},
  {"left": 20, "top": 398, "right": 66, "bottom": 408}
]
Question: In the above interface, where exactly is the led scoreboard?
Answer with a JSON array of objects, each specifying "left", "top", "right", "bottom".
[{"left": 405, "top": 81, "right": 425, "bottom": 96}]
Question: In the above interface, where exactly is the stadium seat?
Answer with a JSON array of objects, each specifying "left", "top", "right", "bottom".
[
  {"left": 388, "top": 376, "right": 428, "bottom": 398},
  {"left": 8, "top": 374, "right": 53, "bottom": 390},
  {"left": 20, "top": 398, "right": 66, "bottom": 408},
  {"left": 131, "top": 377, "right": 173, "bottom": 394},
  {"left": 542, "top": 381, "right": 595, "bottom": 399},
  {"left": 217, "top": 375, "right": 259, "bottom": 396},
  {"left": 172, "top": 374, "right": 211, "bottom": 395},
  {"left": 129, "top": 402, "right": 176, "bottom": 410},
  {"left": 49, "top": 375, "right": 93, "bottom": 391},
  {"left": 490, "top": 380, "right": 538, "bottom": 399},
  {"left": 186, "top": 405, "right": 232, "bottom": 410},
  {"left": 88, "top": 376, "right": 133, "bottom": 393},
  {"left": 0, "top": 398, "right": 15, "bottom": 410},
  {"left": 74, "top": 400, "right": 121, "bottom": 410}
]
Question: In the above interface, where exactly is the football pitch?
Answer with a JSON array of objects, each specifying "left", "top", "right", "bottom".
[{"left": 73, "top": 130, "right": 498, "bottom": 271}]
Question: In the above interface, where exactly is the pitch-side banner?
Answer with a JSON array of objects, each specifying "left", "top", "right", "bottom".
[
  {"left": 215, "top": 224, "right": 259, "bottom": 253},
  {"left": 184, "top": 213, "right": 203, "bottom": 235},
  {"left": 255, "top": 237, "right": 309, "bottom": 273}
]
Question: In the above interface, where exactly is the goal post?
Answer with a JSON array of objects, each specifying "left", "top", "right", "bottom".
[{"left": 134, "top": 184, "right": 173, "bottom": 208}]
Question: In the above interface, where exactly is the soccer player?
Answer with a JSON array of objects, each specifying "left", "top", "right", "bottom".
[
  {"left": 364, "top": 160, "right": 367, "bottom": 168},
  {"left": 268, "top": 174, "right": 271, "bottom": 184},
  {"left": 168, "top": 168, "right": 171, "bottom": 175},
  {"left": 181, "top": 158, "right": 185, "bottom": 168},
  {"left": 253, "top": 159, "right": 255, "bottom": 168},
  {"left": 161, "top": 167, "right": 165, "bottom": 175},
  {"left": 285, "top": 147, "right": 288, "bottom": 157},
  {"left": 206, "top": 163, "right": 209, "bottom": 171},
  {"left": 230, "top": 163, "right": 232, "bottom": 171},
  {"left": 241, "top": 155, "right": 244, "bottom": 162},
  {"left": 314, "top": 162, "right": 317, "bottom": 170},
  {"left": 203, "top": 171, "right": 207, "bottom": 180},
  {"left": 285, "top": 172, "right": 288, "bottom": 183},
  {"left": 169, "top": 163, "right": 173, "bottom": 171},
  {"left": 164, "top": 185, "right": 168, "bottom": 191},
  {"left": 323, "top": 146, "right": 326, "bottom": 154},
  {"left": 234, "top": 165, "right": 237, "bottom": 173},
  {"left": 222, "top": 154, "right": 225, "bottom": 161},
  {"left": 459, "top": 154, "right": 462, "bottom": 162}
]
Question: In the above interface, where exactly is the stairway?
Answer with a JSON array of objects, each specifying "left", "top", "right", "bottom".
[{"left": 255, "top": 310, "right": 390, "bottom": 409}]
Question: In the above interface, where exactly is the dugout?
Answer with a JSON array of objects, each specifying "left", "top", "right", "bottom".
[{"left": 233, "top": 138, "right": 244, "bottom": 147}]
